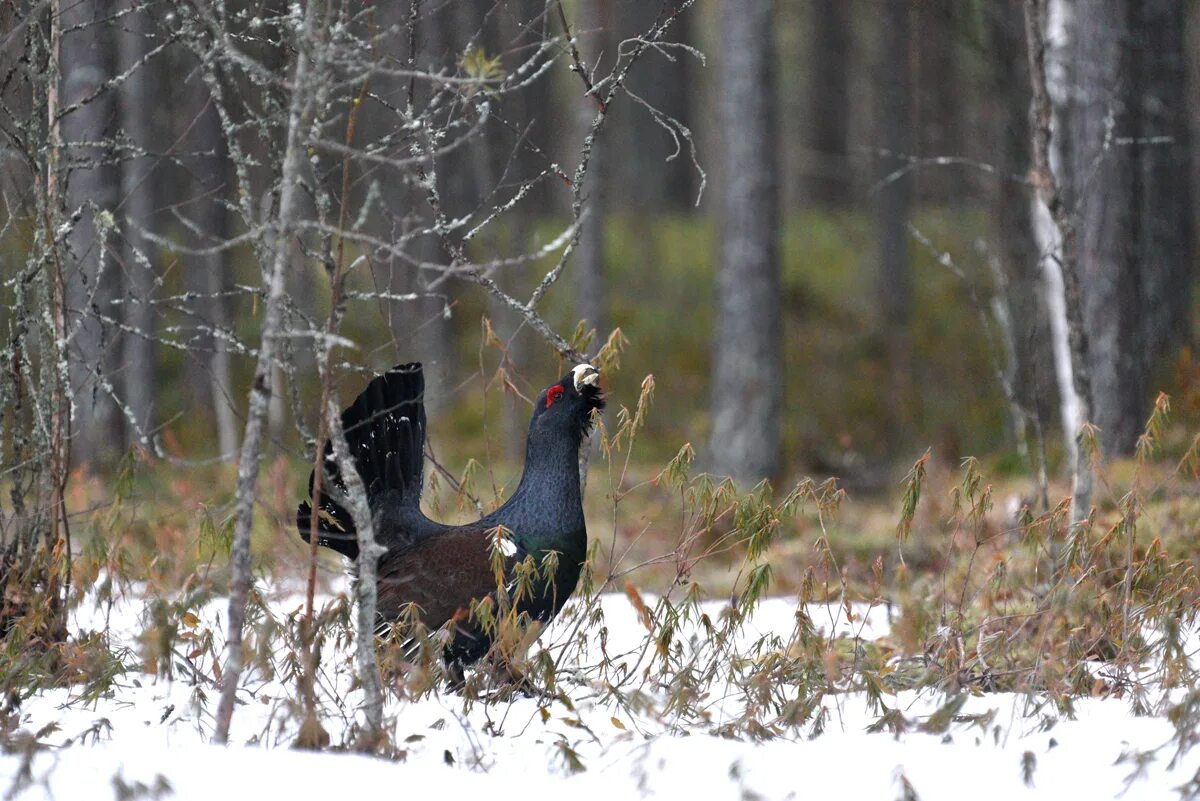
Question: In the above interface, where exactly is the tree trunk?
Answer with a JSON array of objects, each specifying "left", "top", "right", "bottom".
[
  {"left": 362, "top": 1, "right": 455, "bottom": 413},
  {"left": 1028, "top": 0, "right": 1079, "bottom": 470},
  {"left": 494, "top": 0, "right": 544, "bottom": 460},
  {"left": 1025, "top": 0, "right": 1094, "bottom": 524},
  {"left": 573, "top": 0, "right": 609, "bottom": 343},
  {"left": 1064, "top": 0, "right": 1192, "bottom": 456},
  {"left": 808, "top": 0, "right": 852, "bottom": 207},
  {"left": 117, "top": 0, "right": 158, "bottom": 448},
  {"left": 1126, "top": 0, "right": 1193, "bottom": 436},
  {"left": 189, "top": 74, "right": 239, "bottom": 460},
  {"left": 61, "top": 0, "right": 119, "bottom": 469},
  {"left": 512, "top": 0, "right": 557, "bottom": 218},
  {"left": 710, "top": 0, "right": 782, "bottom": 485},
  {"left": 914, "top": 0, "right": 962, "bottom": 201},
  {"left": 1068, "top": 0, "right": 1133, "bottom": 458},
  {"left": 876, "top": 0, "right": 914, "bottom": 448},
  {"left": 985, "top": 0, "right": 1057, "bottom": 427}
]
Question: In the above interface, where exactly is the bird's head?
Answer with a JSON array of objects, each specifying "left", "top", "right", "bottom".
[{"left": 529, "top": 363, "right": 605, "bottom": 442}]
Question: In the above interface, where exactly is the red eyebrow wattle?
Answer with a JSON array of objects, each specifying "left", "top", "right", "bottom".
[{"left": 546, "top": 385, "right": 565, "bottom": 408}]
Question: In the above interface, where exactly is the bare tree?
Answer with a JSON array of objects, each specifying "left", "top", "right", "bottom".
[
  {"left": 0, "top": 0, "right": 696, "bottom": 743},
  {"left": 614, "top": 0, "right": 699, "bottom": 213},
  {"left": 984, "top": 0, "right": 1057, "bottom": 433},
  {"left": 1024, "top": 0, "right": 1094, "bottom": 524},
  {"left": 213, "top": 0, "right": 329, "bottom": 744},
  {"left": 1027, "top": 0, "right": 1081, "bottom": 483},
  {"left": 326, "top": 401, "right": 386, "bottom": 745},
  {"left": 1025, "top": 0, "right": 1193, "bottom": 529},
  {"left": 710, "top": 0, "right": 782, "bottom": 485},
  {"left": 1068, "top": 0, "right": 1193, "bottom": 456}
]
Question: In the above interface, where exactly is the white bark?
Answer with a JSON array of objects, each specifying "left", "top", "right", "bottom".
[
  {"left": 325, "top": 397, "right": 387, "bottom": 745},
  {"left": 1033, "top": 205, "right": 1078, "bottom": 469},
  {"left": 1031, "top": 0, "right": 1078, "bottom": 469},
  {"left": 1025, "top": 0, "right": 1093, "bottom": 526}
]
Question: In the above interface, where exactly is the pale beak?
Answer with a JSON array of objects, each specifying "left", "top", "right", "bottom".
[{"left": 572, "top": 363, "right": 600, "bottom": 391}]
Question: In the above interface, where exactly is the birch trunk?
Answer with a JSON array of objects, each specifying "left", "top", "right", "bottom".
[
  {"left": 326, "top": 399, "right": 387, "bottom": 747},
  {"left": 1024, "top": 0, "right": 1094, "bottom": 525},
  {"left": 1030, "top": 1, "right": 1079, "bottom": 477}
]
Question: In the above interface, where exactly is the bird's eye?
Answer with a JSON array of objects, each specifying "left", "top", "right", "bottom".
[{"left": 545, "top": 385, "right": 565, "bottom": 409}]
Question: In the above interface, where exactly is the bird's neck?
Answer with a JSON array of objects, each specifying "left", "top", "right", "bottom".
[{"left": 489, "top": 430, "right": 585, "bottom": 556}]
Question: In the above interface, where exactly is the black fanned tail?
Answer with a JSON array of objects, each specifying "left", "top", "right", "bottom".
[{"left": 297, "top": 362, "right": 426, "bottom": 560}]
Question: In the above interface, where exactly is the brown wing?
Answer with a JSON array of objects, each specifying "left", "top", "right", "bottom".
[{"left": 375, "top": 528, "right": 509, "bottom": 632}]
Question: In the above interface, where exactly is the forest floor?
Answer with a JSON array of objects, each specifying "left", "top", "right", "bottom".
[
  {"left": 2, "top": 397, "right": 1198, "bottom": 801},
  {"left": 4, "top": 585, "right": 1200, "bottom": 801}
]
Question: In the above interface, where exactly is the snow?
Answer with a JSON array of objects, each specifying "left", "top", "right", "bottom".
[{"left": 3, "top": 587, "right": 1198, "bottom": 801}]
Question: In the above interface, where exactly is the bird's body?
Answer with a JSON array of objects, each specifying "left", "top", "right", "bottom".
[{"left": 297, "top": 362, "right": 603, "bottom": 667}]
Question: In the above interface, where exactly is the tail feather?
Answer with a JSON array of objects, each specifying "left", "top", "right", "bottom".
[{"left": 297, "top": 363, "right": 426, "bottom": 560}]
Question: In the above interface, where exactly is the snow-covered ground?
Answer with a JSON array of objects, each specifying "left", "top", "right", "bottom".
[{"left": 3, "top": 586, "right": 1198, "bottom": 801}]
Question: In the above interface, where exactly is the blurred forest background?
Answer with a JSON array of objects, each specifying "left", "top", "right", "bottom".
[{"left": 1, "top": 0, "right": 1199, "bottom": 589}]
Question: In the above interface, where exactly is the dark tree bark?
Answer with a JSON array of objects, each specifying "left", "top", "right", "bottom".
[
  {"left": 984, "top": 0, "right": 1057, "bottom": 425},
  {"left": 1067, "top": 0, "right": 1129, "bottom": 459},
  {"left": 61, "top": 0, "right": 120, "bottom": 468},
  {"left": 875, "top": 0, "right": 914, "bottom": 445},
  {"left": 709, "top": 0, "right": 782, "bottom": 484},
  {"left": 117, "top": 0, "right": 158, "bottom": 448},
  {"left": 1064, "top": 0, "right": 1193, "bottom": 456},
  {"left": 1128, "top": 0, "right": 1193, "bottom": 410},
  {"left": 807, "top": 0, "right": 852, "bottom": 207},
  {"left": 658, "top": 4, "right": 699, "bottom": 210}
]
